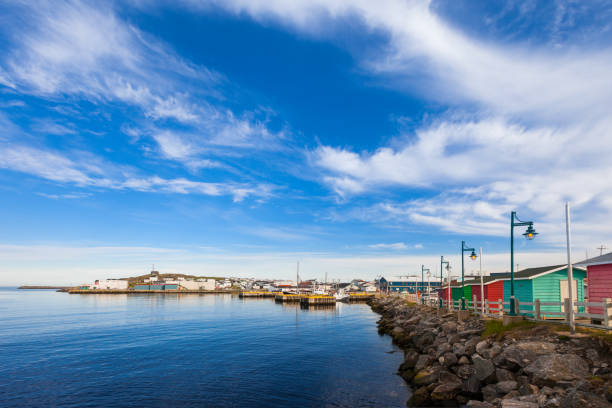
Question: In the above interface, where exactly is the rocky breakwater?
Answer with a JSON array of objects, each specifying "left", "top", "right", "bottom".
[{"left": 370, "top": 296, "right": 612, "bottom": 408}]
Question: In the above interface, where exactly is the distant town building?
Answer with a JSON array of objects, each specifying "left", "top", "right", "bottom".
[{"left": 93, "top": 279, "right": 128, "bottom": 290}]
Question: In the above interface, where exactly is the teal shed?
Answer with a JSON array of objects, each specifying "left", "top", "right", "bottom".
[{"left": 501, "top": 265, "right": 586, "bottom": 317}]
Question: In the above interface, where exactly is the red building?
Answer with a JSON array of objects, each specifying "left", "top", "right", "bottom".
[
  {"left": 466, "top": 275, "right": 507, "bottom": 311},
  {"left": 576, "top": 252, "right": 612, "bottom": 315}
]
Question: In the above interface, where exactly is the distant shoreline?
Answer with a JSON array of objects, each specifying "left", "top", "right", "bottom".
[
  {"left": 18, "top": 286, "right": 72, "bottom": 290},
  {"left": 67, "top": 289, "right": 240, "bottom": 294}
]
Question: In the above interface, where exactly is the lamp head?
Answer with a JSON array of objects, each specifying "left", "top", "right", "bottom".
[
  {"left": 523, "top": 224, "right": 537, "bottom": 240},
  {"left": 470, "top": 250, "right": 477, "bottom": 260},
  {"left": 445, "top": 264, "right": 451, "bottom": 272}
]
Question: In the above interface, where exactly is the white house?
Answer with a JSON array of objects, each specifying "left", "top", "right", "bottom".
[{"left": 93, "top": 279, "right": 128, "bottom": 290}]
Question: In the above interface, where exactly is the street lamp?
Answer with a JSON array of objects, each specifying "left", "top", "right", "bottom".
[
  {"left": 421, "top": 265, "right": 430, "bottom": 304},
  {"left": 461, "top": 240, "right": 477, "bottom": 310},
  {"left": 510, "top": 211, "right": 538, "bottom": 315},
  {"left": 440, "top": 256, "right": 450, "bottom": 308}
]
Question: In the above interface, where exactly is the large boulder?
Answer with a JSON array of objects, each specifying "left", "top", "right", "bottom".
[
  {"left": 501, "top": 399, "right": 538, "bottom": 408},
  {"left": 440, "top": 352, "right": 458, "bottom": 367},
  {"left": 403, "top": 349, "right": 420, "bottom": 368},
  {"left": 476, "top": 340, "right": 490, "bottom": 355},
  {"left": 496, "top": 368, "right": 515, "bottom": 382},
  {"left": 413, "top": 331, "right": 436, "bottom": 349},
  {"left": 466, "top": 401, "right": 495, "bottom": 408},
  {"left": 415, "top": 354, "right": 434, "bottom": 371},
  {"left": 473, "top": 355, "right": 496, "bottom": 381},
  {"left": 413, "top": 366, "right": 443, "bottom": 385},
  {"left": 494, "top": 342, "right": 556, "bottom": 370},
  {"left": 496, "top": 380, "right": 519, "bottom": 394},
  {"left": 431, "top": 381, "right": 462, "bottom": 402},
  {"left": 409, "top": 386, "right": 431, "bottom": 407},
  {"left": 462, "top": 374, "right": 481, "bottom": 395},
  {"left": 436, "top": 342, "right": 452, "bottom": 357},
  {"left": 456, "top": 364, "right": 475, "bottom": 379},
  {"left": 524, "top": 354, "right": 589, "bottom": 387},
  {"left": 560, "top": 389, "right": 611, "bottom": 408}
]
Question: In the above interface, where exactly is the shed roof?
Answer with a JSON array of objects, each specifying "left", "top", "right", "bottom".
[
  {"left": 497, "top": 264, "right": 585, "bottom": 280},
  {"left": 464, "top": 275, "right": 509, "bottom": 286},
  {"left": 575, "top": 252, "right": 612, "bottom": 267}
]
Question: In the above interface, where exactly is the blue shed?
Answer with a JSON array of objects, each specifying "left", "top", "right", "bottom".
[{"left": 500, "top": 265, "right": 586, "bottom": 317}]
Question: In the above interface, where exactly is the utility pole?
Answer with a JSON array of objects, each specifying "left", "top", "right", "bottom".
[
  {"left": 597, "top": 245, "right": 607, "bottom": 256},
  {"left": 479, "top": 247, "right": 484, "bottom": 315},
  {"left": 565, "top": 203, "right": 575, "bottom": 334}
]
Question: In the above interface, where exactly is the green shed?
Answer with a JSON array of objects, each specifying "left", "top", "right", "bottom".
[
  {"left": 463, "top": 284, "right": 472, "bottom": 303},
  {"left": 501, "top": 265, "right": 586, "bottom": 317},
  {"left": 452, "top": 286, "right": 463, "bottom": 301}
]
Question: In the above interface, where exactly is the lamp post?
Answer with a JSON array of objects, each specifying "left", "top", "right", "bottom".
[
  {"left": 421, "top": 265, "right": 430, "bottom": 304},
  {"left": 440, "top": 256, "right": 450, "bottom": 308},
  {"left": 461, "top": 241, "right": 477, "bottom": 310},
  {"left": 510, "top": 211, "right": 537, "bottom": 315}
]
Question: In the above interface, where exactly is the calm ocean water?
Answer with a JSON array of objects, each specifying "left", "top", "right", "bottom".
[{"left": 0, "top": 288, "right": 410, "bottom": 407}]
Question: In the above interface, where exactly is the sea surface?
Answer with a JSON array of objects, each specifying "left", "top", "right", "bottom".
[{"left": 0, "top": 288, "right": 410, "bottom": 407}]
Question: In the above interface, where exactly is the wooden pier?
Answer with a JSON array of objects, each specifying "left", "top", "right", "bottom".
[
  {"left": 275, "top": 294, "right": 302, "bottom": 303},
  {"left": 300, "top": 295, "right": 336, "bottom": 307},
  {"left": 348, "top": 293, "right": 376, "bottom": 302},
  {"left": 238, "top": 291, "right": 278, "bottom": 298}
]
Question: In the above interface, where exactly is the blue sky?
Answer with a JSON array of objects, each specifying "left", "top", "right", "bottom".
[{"left": 1, "top": 0, "right": 612, "bottom": 284}]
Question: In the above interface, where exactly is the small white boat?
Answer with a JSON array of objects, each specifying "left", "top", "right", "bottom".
[{"left": 334, "top": 292, "right": 349, "bottom": 302}]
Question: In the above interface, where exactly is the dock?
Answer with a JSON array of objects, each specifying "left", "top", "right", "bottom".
[
  {"left": 348, "top": 293, "right": 376, "bottom": 302},
  {"left": 300, "top": 295, "right": 336, "bottom": 307},
  {"left": 238, "top": 291, "right": 278, "bottom": 298},
  {"left": 275, "top": 294, "right": 302, "bottom": 302}
]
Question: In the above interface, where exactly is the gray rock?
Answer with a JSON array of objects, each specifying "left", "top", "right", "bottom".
[
  {"left": 585, "top": 348, "right": 599, "bottom": 363},
  {"left": 473, "top": 354, "right": 496, "bottom": 381},
  {"left": 436, "top": 342, "right": 452, "bottom": 357},
  {"left": 431, "top": 381, "right": 462, "bottom": 402},
  {"left": 453, "top": 342, "right": 466, "bottom": 356},
  {"left": 519, "top": 394, "right": 539, "bottom": 403},
  {"left": 413, "top": 366, "right": 442, "bottom": 385},
  {"left": 543, "top": 397, "right": 561, "bottom": 408},
  {"left": 476, "top": 340, "right": 490, "bottom": 355},
  {"left": 496, "top": 380, "right": 519, "bottom": 394},
  {"left": 496, "top": 368, "right": 515, "bottom": 382},
  {"left": 413, "top": 331, "right": 436, "bottom": 349},
  {"left": 439, "top": 370, "right": 460, "bottom": 384},
  {"left": 408, "top": 386, "right": 430, "bottom": 406},
  {"left": 442, "top": 321, "right": 458, "bottom": 333},
  {"left": 441, "top": 352, "right": 458, "bottom": 367},
  {"left": 560, "top": 389, "right": 611, "bottom": 408},
  {"left": 414, "top": 354, "right": 433, "bottom": 371},
  {"left": 466, "top": 401, "right": 495, "bottom": 408},
  {"left": 495, "top": 342, "right": 556, "bottom": 370},
  {"left": 482, "top": 384, "right": 499, "bottom": 401},
  {"left": 519, "top": 384, "right": 539, "bottom": 396},
  {"left": 455, "top": 364, "right": 475, "bottom": 379},
  {"left": 482, "top": 344, "right": 502, "bottom": 359},
  {"left": 464, "top": 337, "right": 480, "bottom": 356},
  {"left": 540, "top": 386, "right": 554, "bottom": 396},
  {"left": 524, "top": 354, "right": 589, "bottom": 387},
  {"left": 403, "top": 349, "right": 420, "bottom": 368},
  {"left": 503, "top": 390, "right": 521, "bottom": 399},
  {"left": 501, "top": 399, "right": 538, "bottom": 408},
  {"left": 458, "top": 355, "right": 470, "bottom": 365},
  {"left": 462, "top": 374, "right": 481, "bottom": 394}
]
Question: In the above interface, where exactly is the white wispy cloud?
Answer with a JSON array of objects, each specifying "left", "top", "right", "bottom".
[
  {"left": 369, "top": 242, "right": 421, "bottom": 250},
  {"left": 0, "top": 0, "right": 287, "bottom": 173},
  {"left": 0, "top": 141, "right": 274, "bottom": 202},
  {"left": 179, "top": 0, "right": 612, "bottom": 247}
]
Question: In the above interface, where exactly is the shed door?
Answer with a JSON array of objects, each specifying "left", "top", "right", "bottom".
[{"left": 560, "top": 280, "right": 578, "bottom": 312}]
